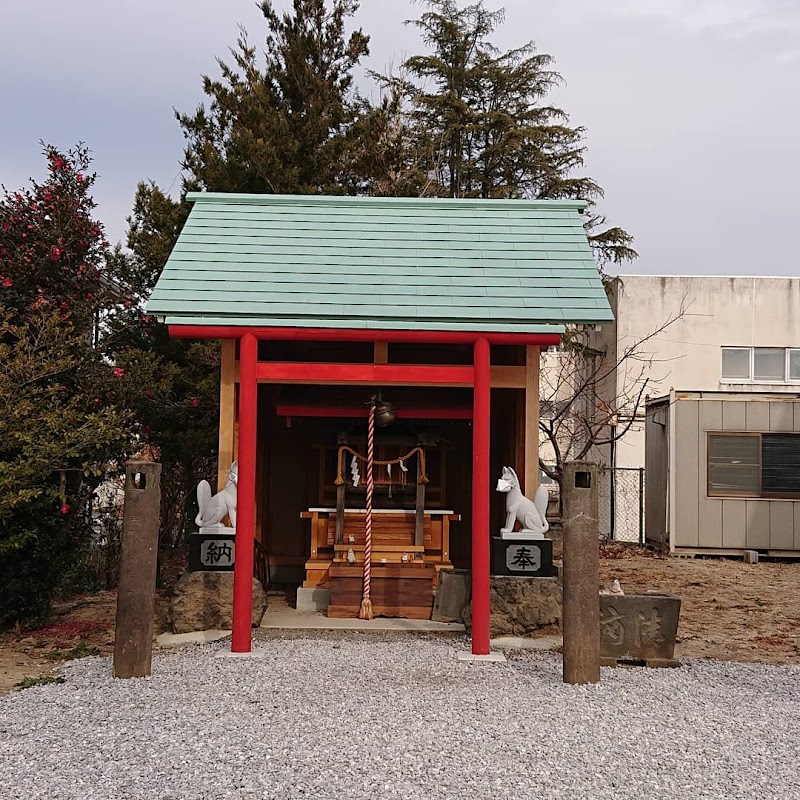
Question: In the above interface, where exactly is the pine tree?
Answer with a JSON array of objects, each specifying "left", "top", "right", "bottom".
[
  {"left": 176, "top": 0, "right": 369, "bottom": 195},
  {"left": 392, "top": 0, "right": 636, "bottom": 265}
]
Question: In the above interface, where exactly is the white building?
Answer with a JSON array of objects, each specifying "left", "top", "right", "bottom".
[{"left": 587, "top": 275, "right": 800, "bottom": 540}]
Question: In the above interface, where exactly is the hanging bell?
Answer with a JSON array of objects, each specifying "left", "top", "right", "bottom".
[{"left": 374, "top": 400, "right": 396, "bottom": 427}]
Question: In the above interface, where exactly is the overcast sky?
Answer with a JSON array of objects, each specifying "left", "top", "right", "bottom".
[{"left": 1, "top": 0, "right": 798, "bottom": 276}]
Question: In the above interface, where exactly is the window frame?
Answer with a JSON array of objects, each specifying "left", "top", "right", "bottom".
[
  {"left": 753, "top": 347, "right": 786, "bottom": 382},
  {"left": 788, "top": 348, "right": 800, "bottom": 383},
  {"left": 707, "top": 431, "right": 800, "bottom": 500},
  {"left": 707, "top": 432, "right": 762, "bottom": 498},
  {"left": 720, "top": 347, "right": 753, "bottom": 382},
  {"left": 720, "top": 346, "right": 800, "bottom": 385}
]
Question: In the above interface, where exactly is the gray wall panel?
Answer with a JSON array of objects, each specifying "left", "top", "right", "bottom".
[
  {"left": 722, "top": 402, "right": 746, "bottom": 430},
  {"left": 697, "top": 401, "right": 723, "bottom": 547},
  {"left": 674, "top": 400, "right": 699, "bottom": 547},
  {"left": 769, "top": 502, "right": 794, "bottom": 550},
  {"left": 795, "top": 504, "right": 800, "bottom": 550},
  {"left": 769, "top": 402, "right": 794, "bottom": 432},
  {"left": 745, "top": 500, "right": 770, "bottom": 548},
  {"left": 722, "top": 500, "right": 747, "bottom": 548},
  {"left": 745, "top": 402, "right": 769, "bottom": 431},
  {"left": 699, "top": 499, "right": 723, "bottom": 548}
]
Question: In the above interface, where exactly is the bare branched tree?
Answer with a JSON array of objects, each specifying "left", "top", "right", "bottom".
[{"left": 539, "top": 299, "right": 689, "bottom": 512}]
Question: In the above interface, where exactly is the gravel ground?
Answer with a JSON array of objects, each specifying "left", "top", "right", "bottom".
[{"left": 1, "top": 631, "right": 799, "bottom": 800}]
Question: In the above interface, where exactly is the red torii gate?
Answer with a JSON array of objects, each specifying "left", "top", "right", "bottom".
[{"left": 170, "top": 324, "right": 560, "bottom": 656}]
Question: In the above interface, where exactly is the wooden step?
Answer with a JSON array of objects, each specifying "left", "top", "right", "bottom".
[{"left": 327, "top": 563, "right": 435, "bottom": 620}]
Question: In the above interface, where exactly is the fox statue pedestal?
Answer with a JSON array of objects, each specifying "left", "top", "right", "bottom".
[
  {"left": 188, "top": 531, "right": 236, "bottom": 572},
  {"left": 170, "top": 462, "right": 267, "bottom": 633},
  {"left": 491, "top": 536, "right": 555, "bottom": 578}
]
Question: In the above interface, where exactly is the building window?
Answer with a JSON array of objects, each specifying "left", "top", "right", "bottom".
[
  {"left": 708, "top": 432, "right": 800, "bottom": 498},
  {"left": 721, "top": 348, "right": 750, "bottom": 380},
  {"left": 789, "top": 349, "right": 800, "bottom": 381},
  {"left": 753, "top": 348, "right": 785, "bottom": 381},
  {"left": 707, "top": 433, "right": 760, "bottom": 495},
  {"left": 721, "top": 346, "right": 800, "bottom": 383}
]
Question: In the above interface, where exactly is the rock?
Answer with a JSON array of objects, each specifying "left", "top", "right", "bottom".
[
  {"left": 168, "top": 572, "right": 267, "bottom": 634},
  {"left": 462, "top": 575, "right": 562, "bottom": 638},
  {"left": 432, "top": 569, "right": 471, "bottom": 623}
]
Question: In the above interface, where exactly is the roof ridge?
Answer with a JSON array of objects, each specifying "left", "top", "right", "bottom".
[{"left": 185, "top": 192, "right": 588, "bottom": 211}]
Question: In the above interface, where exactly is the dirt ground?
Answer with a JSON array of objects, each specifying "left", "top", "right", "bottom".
[
  {"left": 2, "top": 546, "right": 799, "bottom": 696},
  {"left": 597, "top": 545, "right": 800, "bottom": 664}
]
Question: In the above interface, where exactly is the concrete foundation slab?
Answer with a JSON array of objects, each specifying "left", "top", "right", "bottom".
[
  {"left": 215, "top": 649, "right": 269, "bottom": 659},
  {"left": 156, "top": 630, "right": 231, "bottom": 648},
  {"left": 491, "top": 635, "right": 561, "bottom": 651},
  {"left": 457, "top": 651, "right": 507, "bottom": 663},
  {"left": 261, "top": 605, "right": 464, "bottom": 633}
]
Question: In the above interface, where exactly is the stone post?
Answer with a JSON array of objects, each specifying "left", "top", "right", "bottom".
[
  {"left": 562, "top": 461, "right": 600, "bottom": 684},
  {"left": 114, "top": 461, "right": 161, "bottom": 679}
]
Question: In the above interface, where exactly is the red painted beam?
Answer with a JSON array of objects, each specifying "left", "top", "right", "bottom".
[
  {"left": 168, "top": 324, "right": 562, "bottom": 347},
  {"left": 231, "top": 332, "right": 257, "bottom": 653},
  {"left": 257, "top": 362, "right": 474, "bottom": 386},
  {"left": 471, "top": 337, "right": 492, "bottom": 656},
  {"left": 274, "top": 404, "right": 473, "bottom": 420}
]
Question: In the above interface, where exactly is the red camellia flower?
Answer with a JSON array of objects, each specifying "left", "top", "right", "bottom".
[
  {"left": 50, "top": 246, "right": 62, "bottom": 260},
  {"left": 60, "top": 503, "right": 70, "bottom": 515},
  {"left": 1, "top": 278, "right": 12, "bottom": 288},
  {"left": 113, "top": 367, "right": 125, "bottom": 377},
  {"left": 51, "top": 156, "right": 65, "bottom": 170},
  {"left": 76, "top": 173, "right": 84, "bottom": 182},
  {"left": 191, "top": 398, "right": 199, "bottom": 408}
]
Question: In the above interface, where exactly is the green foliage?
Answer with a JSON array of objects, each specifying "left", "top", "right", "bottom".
[
  {"left": 0, "top": 495, "right": 94, "bottom": 626},
  {"left": 0, "top": 144, "right": 132, "bottom": 627},
  {"left": 15, "top": 675, "right": 66, "bottom": 689},
  {"left": 103, "top": 183, "right": 220, "bottom": 547}
]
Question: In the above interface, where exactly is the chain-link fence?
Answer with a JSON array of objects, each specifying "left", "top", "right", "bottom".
[{"left": 598, "top": 467, "right": 645, "bottom": 543}]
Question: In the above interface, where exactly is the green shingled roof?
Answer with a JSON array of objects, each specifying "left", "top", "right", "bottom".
[{"left": 146, "top": 193, "right": 613, "bottom": 333}]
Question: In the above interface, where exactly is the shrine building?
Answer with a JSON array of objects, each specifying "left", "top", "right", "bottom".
[{"left": 146, "top": 193, "right": 613, "bottom": 655}]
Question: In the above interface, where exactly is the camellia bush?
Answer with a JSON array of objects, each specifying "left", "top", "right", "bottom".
[{"left": 0, "top": 145, "right": 131, "bottom": 625}]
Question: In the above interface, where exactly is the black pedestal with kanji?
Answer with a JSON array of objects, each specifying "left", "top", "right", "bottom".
[
  {"left": 491, "top": 536, "right": 554, "bottom": 578},
  {"left": 188, "top": 531, "right": 236, "bottom": 572}
]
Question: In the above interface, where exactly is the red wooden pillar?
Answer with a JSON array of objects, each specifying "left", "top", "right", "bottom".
[
  {"left": 231, "top": 332, "right": 258, "bottom": 652},
  {"left": 471, "top": 337, "right": 491, "bottom": 655}
]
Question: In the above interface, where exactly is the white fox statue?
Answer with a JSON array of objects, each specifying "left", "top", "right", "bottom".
[
  {"left": 195, "top": 462, "right": 237, "bottom": 532},
  {"left": 495, "top": 466, "right": 549, "bottom": 539}
]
